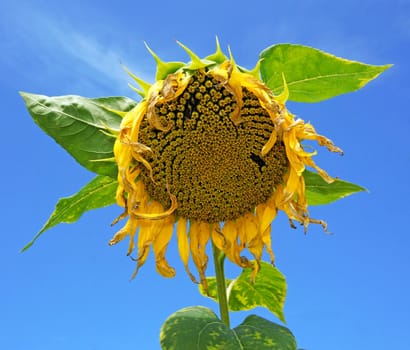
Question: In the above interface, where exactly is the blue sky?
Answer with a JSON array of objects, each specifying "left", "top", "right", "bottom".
[{"left": 1, "top": 0, "right": 409, "bottom": 349}]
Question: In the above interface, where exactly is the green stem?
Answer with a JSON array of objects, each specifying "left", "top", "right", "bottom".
[{"left": 212, "top": 242, "right": 230, "bottom": 328}]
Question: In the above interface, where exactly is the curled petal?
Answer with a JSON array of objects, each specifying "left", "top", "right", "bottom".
[
  {"left": 177, "top": 218, "right": 197, "bottom": 283},
  {"left": 261, "top": 224, "right": 275, "bottom": 264},
  {"left": 221, "top": 221, "right": 251, "bottom": 268},
  {"left": 304, "top": 157, "right": 335, "bottom": 183},
  {"left": 211, "top": 224, "right": 226, "bottom": 251},
  {"left": 237, "top": 212, "right": 259, "bottom": 250},
  {"left": 130, "top": 245, "right": 150, "bottom": 280},
  {"left": 130, "top": 192, "right": 178, "bottom": 220},
  {"left": 190, "top": 221, "right": 211, "bottom": 289},
  {"left": 108, "top": 217, "right": 138, "bottom": 248},
  {"left": 261, "top": 128, "right": 278, "bottom": 156},
  {"left": 153, "top": 218, "right": 176, "bottom": 278},
  {"left": 256, "top": 198, "right": 278, "bottom": 237}
]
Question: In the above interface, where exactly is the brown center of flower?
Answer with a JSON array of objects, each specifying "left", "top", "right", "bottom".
[{"left": 138, "top": 70, "right": 288, "bottom": 223}]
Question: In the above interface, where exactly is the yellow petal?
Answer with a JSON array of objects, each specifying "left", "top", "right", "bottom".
[
  {"left": 250, "top": 260, "right": 261, "bottom": 283},
  {"left": 261, "top": 224, "right": 275, "bottom": 264},
  {"left": 226, "top": 69, "right": 244, "bottom": 125},
  {"left": 177, "top": 218, "right": 197, "bottom": 282},
  {"left": 304, "top": 157, "right": 335, "bottom": 183},
  {"left": 130, "top": 201, "right": 171, "bottom": 279},
  {"left": 237, "top": 213, "right": 262, "bottom": 280},
  {"left": 237, "top": 212, "right": 259, "bottom": 248},
  {"left": 222, "top": 221, "right": 251, "bottom": 268},
  {"left": 302, "top": 123, "right": 343, "bottom": 154},
  {"left": 256, "top": 198, "right": 278, "bottom": 237},
  {"left": 130, "top": 192, "right": 178, "bottom": 220},
  {"left": 130, "top": 245, "right": 150, "bottom": 280},
  {"left": 247, "top": 235, "right": 264, "bottom": 262},
  {"left": 282, "top": 167, "right": 301, "bottom": 202},
  {"left": 153, "top": 218, "right": 176, "bottom": 278},
  {"left": 108, "top": 216, "right": 138, "bottom": 247},
  {"left": 176, "top": 218, "right": 189, "bottom": 266},
  {"left": 127, "top": 101, "right": 148, "bottom": 141},
  {"left": 283, "top": 131, "right": 306, "bottom": 175},
  {"left": 261, "top": 129, "right": 278, "bottom": 156},
  {"left": 211, "top": 224, "right": 226, "bottom": 251},
  {"left": 189, "top": 221, "right": 210, "bottom": 289}
]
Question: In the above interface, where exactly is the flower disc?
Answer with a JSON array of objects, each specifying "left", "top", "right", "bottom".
[{"left": 138, "top": 70, "right": 289, "bottom": 223}]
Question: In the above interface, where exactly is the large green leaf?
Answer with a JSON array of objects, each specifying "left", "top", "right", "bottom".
[
  {"left": 259, "top": 44, "right": 392, "bottom": 102},
  {"left": 20, "top": 93, "right": 136, "bottom": 177},
  {"left": 234, "top": 315, "right": 296, "bottom": 350},
  {"left": 21, "top": 175, "right": 117, "bottom": 252},
  {"left": 160, "top": 306, "right": 239, "bottom": 350},
  {"left": 160, "top": 306, "right": 296, "bottom": 350},
  {"left": 304, "top": 170, "right": 366, "bottom": 205},
  {"left": 199, "top": 262, "right": 287, "bottom": 323}
]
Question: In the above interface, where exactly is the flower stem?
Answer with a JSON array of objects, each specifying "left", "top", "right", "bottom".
[{"left": 212, "top": 242, "right": 230, "bottom": 328}]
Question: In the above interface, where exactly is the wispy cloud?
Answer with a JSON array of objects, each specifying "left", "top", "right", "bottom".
[{"left": 0, "top": 2, "right": 151, "bottom": 95}]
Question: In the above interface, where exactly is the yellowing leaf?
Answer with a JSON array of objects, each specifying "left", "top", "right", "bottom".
[
  {"left": 160, "top": 307, "right": 297, "bottom": 350},
  {"left": 199, "top": 262, "right": 287, "bottom": 323}
]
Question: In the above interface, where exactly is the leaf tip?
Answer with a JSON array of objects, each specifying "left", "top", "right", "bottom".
[
  {"left": 278, "top": 312, "right": 287, "bottom": 324},
  {"left": 383, "top": 63, "right": 394, "bottom": 71},
  {"left": 20, "top": 241, "right": 34, "bottom": 253},
  {"left": 19, "top": 91, "right": 31, "bottom": 102}
]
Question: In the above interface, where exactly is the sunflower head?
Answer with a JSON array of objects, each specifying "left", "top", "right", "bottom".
[{"left": 109, "top": 39, "right": 342, "bottom": 287}]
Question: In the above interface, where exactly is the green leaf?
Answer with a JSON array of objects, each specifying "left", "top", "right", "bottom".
[
  {"left": 21, "top": 175, "right": 117, "bottom": 252},
  {"left": 160, "top": 306, "right": 296, "bottom": 350},
  {"left": 160, "top": 306, "right": 240, "bottom": 350},
  {"left": 20, "top": 93, "right": 137, "bottom": 177},
  {"left": 199, "top": 262, "right": 287, "bottom": 323},
  {"left": 304, "top": 170, "right": 367, "bottom": 205},
  {"left": 91, "top": 96, "right": 138, "bottom": 112},
  {"left": 234, "top": 315, "right": 297, "bottom": 350},
  {"left": 259, "top": 44, "right": 392, "bottom": 102}
]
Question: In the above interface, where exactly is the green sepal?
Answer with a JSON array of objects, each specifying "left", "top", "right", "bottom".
[
  {"left": 199, "top": 261, "right": 287, "bottom": 323},
  {"left": 205, "top": 36, "right": 228, "bottom": 64},
  {"left": 122, "top": 65, "right": 152, "bottom": 98},
  {"left": 238, "top": 59, "right": 262, "bottom": 79},
  {"left": 160, "top": 306, "right": 297, "bottom": 350},
  {"left": 144, "top": 42, "right": 185, "bottom": 80},
  {"left": 21, "top": 175, "right": 117, "bottom": 252},
  {"left": 177, "top": 41, "right": 214, "bottom": 70},
  {"left": 304, "top": 170, "right": 367, "bottom": 205},
  {"left": 259, "top": 43, "right": 392, "bottom": 102}
]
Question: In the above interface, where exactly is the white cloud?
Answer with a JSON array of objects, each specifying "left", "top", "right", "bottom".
[{"left": 0, "top": 2, "right": 151, "bottom": 95}]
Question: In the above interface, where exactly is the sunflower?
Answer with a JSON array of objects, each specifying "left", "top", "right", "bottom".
[{"left": 108, "top": 40, "right": 342, "bottom": 287}]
